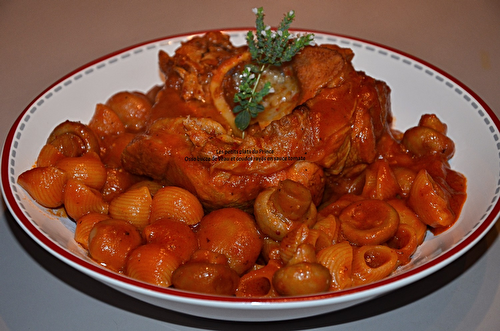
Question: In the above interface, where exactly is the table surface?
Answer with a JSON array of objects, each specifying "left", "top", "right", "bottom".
[{"left": 1, "top": 1, "right": 500, "bottom": 330}]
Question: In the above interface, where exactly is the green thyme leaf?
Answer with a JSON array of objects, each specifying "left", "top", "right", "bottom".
[
  {"left": 232, "top": 7, "right": 315, "bottom": 132},
  {"left": 235, "top": 109, "right": 251, "bottom": 131}
]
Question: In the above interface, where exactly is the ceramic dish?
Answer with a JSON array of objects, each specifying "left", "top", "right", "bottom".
[{"left": 1, "top": 30, "right": 499, "bottom": 322}]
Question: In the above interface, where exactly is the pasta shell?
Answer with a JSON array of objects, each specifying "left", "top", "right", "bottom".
[
  {"left": 260, "top": 237, "right": 281, "bottom": 263},
  {"left": 74, "top": 212, "right": 110, "bottom": 250},
  {"left": 339, "top": 199, "right": 400, "bottom": 246},
  {"left": 125, "top": 243, "right": 180, "bottom": 287},
  {"left": 318, "top": 193, "right": 364, "bottom": 218},
  {"left": 387, "top": 198, "right": 427, "bottom": 245},
  {"left": 386, "top": 224, "right": 418, "bottom": 266},
  {"left": 109, "top": 186, "right": 152, "bottom": 231},
  {"left": 17, "top": 166, "right": 67, "bottom": 208},
  {"left": 254, "top": 188, "right": 293, "bottom": 241},
  {"left": 279, "top": 224, "right": 310, "bottom": 265},
  {"left": 362, "top": 159, "right": 400, "bottom": 200},
  {"left": 64, "top": 179, "right": 109, "bottom": 220},
  {"left": 236, "top": 259, "right": 282, "bottom": 298},
  {"left": 287, "top": 243, "right": 317, "bottom": 265},
  {"left": 392, "top": 166, "right": 417, "bottom": 198},
  {"left": 127, "top": 180, "right": 163, "bottom": 197},
  {"left": 150, "top": 186, "right": 204, "bottom": 225},
  {"left": 306, "top": 229, "right": 331, "bottom": 253},
  {"left": 317, "top": 241, "right": 353, "bottom": 291},
  {"left": 407, "top": 169, "right": 455, "bottom": 228},
  {"left": 351, "top": 245, "right": 398, "bottom": 286},
  {"left": 101, "top": 168, "right": 143, "bottom": 202},
  {"left": 55, "top": 152, "right": 107, "bottom": 190},
  {"left": 36, "top": 143, "right": 65, "bottom": 167},
  {"left": 313, "top": 214, "right": 341, "bottom": 244}
]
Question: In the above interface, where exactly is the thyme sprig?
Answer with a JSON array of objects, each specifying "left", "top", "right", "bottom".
[{"left": 233, "top": 7, "right": 315, "bottom": 132}]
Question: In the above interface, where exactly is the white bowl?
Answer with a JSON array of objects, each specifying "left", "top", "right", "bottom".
[{"left": 2, "top": 29, "right": 499, "bottom": 322}]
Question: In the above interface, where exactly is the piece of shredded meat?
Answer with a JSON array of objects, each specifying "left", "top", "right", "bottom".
[{"left": 121, "top": 32, "right": 393, "bottom": 211}]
